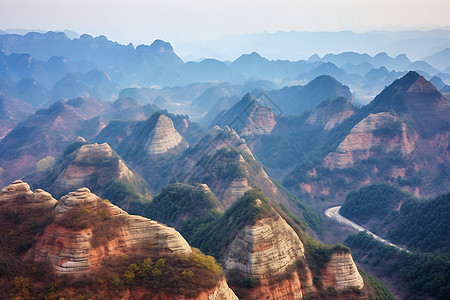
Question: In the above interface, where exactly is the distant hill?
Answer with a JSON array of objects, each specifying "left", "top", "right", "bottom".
[
  {"left": 423, "top": 47, "right": 450, "bottom": 71},
  {"left": 0, "top": 93, "right": 35, "bottom": 139},
  {"left": 283, "top": 71, "right": 450, "bottom": 203},
  {"left": 268, "top": 75, "right": 353, "bottom": 115}
]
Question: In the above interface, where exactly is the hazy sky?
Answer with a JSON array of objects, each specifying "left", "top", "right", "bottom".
[{"left": 1, "top": 0, "right": 449, "bottom": 45}]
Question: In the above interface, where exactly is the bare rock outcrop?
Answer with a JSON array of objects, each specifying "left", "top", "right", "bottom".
[
  {"left": 0, "top": 180, "right": 57, "bottom": 206},
  {"left": 145, "top": 114, "right": 188, "bottom": 155},
  {"left": 322, "top": 251, "right": 364, "bottom": 291},
  {"left": 224, "top": 212, "right": 305, "bottom": 277},
  {"left": 27, "top": 187, "right": 191, "bottom": 274},
  {"left": 53, "top": 142, "right": 136, "bottom": 193},
  {"left": 324, "top": 112, "right": 415, "bottom": 169},
  {"left": 306, "top": 97, "right": 355, "bottom": 130},
  {"left": 213, "top": 93, "right": 277, "bottom": 138}
]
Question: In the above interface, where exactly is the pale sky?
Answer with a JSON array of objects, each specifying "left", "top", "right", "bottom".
[{"left": 1, "top": 0, "right": 449, "bottom": 45}]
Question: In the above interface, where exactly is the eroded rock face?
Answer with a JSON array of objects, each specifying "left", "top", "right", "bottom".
[
  {"left": 306, "top": 98, "right": 355, "bottom": 130},
  {"left": 224, "top": 211, "right": 305, "bottom": 277},
  {"left": 46, "top": 142, "right": 150, "bottom": 205},
  {"left": 241, "top": 103, "right": 277, "bottom": 136},
  {"left": 0, "top": 180, "right": 56, "bottom": 205},
  {"left": 324, "top": 112, "right": 415, "bottom": 169},
  {"left": 27, "top": 187, "right": 191, "bottom": 274},
  {"left": 52, "top": 142, "right": 132, "bottom": 191},
  {"left": 321, "top": 251, "right": 364, "bottom": 291},
  {"left": 178, "top": 126, "right": 290, "bottom": 209},
  {"left": 213, "top": 93, "right": 277, "bottom": 138},
  {"left": 207, "top": 279, "right": 239, "bottom": 300},
  {"left": 145, "top": 114, "right": 188, "bottom": 155}
]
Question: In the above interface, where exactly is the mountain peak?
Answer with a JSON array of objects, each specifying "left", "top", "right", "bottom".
[
  {"left": 145, "top": 114, "right": 188, "bottom": 155},
  {"left": 138, "top": 39, "right": 175, "bottom": 54},
  {"left": 407, "top": 73, "right": 440, "bottom": 93}
]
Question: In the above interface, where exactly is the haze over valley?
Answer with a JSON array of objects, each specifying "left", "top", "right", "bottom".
[{"left": 0, "top": 1, "right": 449, "bottom": 299}]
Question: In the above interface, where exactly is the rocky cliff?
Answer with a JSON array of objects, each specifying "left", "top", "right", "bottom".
[
  {"left": 144, "top": 114, "right": 189, "bottom": 155},
  {"left": 306, "top": 97, "right": 355, "bottom": 131},
  {"left": 171, "top": 125, "right": 291, "bottom": 209},
  {"left": 0, "top": 179, "right": 56, "bottom": 206},
  {"left": 181, "top": 189, "right": 365, "bottom": 299},
  {"left": 223, "top": 201, "right": 364, "bottom": 299},
  {"left": 285, "top": 72, "right": 450, "bottom": 200},
  {"left": 26, "top": 187, "right": 191, "bottom": 273},
  {"left": 212, "top": 93, "right": 277, "bottom": 137},
  {"left": 321, "top": 251, "right": 364, "bottom": 291},
  {"left": 36, "top": 139, "right": 151, "bottom": 211},
  {"left": 224, "top": 210, "right": 306, "bottom": 277},
  {"left": 0, "top": 181, "right": 236, "bottom": 299},
  {"left": 324, "top": 112, "right": 415, "bottom": 169}
]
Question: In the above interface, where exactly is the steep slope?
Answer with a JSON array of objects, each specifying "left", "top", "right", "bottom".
[
  {"left": 285, "top": 72, "right": 450, "bottom": 201},
  {"left": 182, "top": 189, "right": 366, "bottom": 299},
  {"left": 161, "top": 125, "right": 293, "bottom": 210},
  {"left": 251, "top": 96, "right": 356, "bottom": 181},
  {"left": 0, "top": 93, "right": 35, "bottom": 139},
  {"left": 0, "top": 181, "right": 237, "bottom": 299},
  {"left": 268, "top": 75, "right": 353, "bottom": 116},
  {"left": 116, "top": 112, "right": 189, "bottom": 161},
  {"left": 36, "top": 139, "right": 151, "bottom": 212},
  {"left": 305, "top": 97, "right": 356, "bottom": 131},
  {"left": 0, "top": 97, "right": 111, "bottom": 182},
  {"left": 212, "top": 93, "right": 277, "bottom": 138}
]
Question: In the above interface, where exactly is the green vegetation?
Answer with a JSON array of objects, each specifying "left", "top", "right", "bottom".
[
  {"left": 182, "top": 189, "right": 277, "bottom": 257},
  {"left": 141, "top": 183, "right": 221, "bottom": 228},
  {"left": 273, "top": 179, "right": 322, "bottom": 232},
  {"left": 55, "top": 201, "right": 112, "bottom": 231},
  {"left": 387, "top": 193, "right": 450, "bottom": 252},
  {"left": 346, "top": 231, "right": 450, "bottom": 300},
  {"left": 340, "top": 184, "right": 415, "bottom": 222},
  {"left": 35, "top": 155, "right": 56, "bottom": 172},
  {"left": 103, "top": 178, "right": 151, "bottom": 214},
  {"left": 341, "top": 185, "right": 450, "bottom": 252},
  {"left": 89, "top": 248, "right": 224, "bottom": 298},
  {"left": 305, "top": 240, "right": 350, "bottom": 276},
  {"left": 358, "top": 268, "right": 395, "bottom": 300}
]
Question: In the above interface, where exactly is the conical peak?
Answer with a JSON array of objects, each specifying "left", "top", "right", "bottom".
[
  {"left": 155, "top": 114, "right": 174, "bottom": 128},
  {"left": 407, "top": 75, "right": 440, "bottom": 93},
  {"left": 145, "top": 114, "right": 187, "bottom": 155}
]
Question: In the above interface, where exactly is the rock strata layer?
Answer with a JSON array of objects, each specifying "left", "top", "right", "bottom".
[
  {"left": 27, "top": 187, "right": 191, "bottom": 273},
  {"left": 145, "top": 114, "right": 188, "bottom": 155},
  {"left": 0, "top": 180, "right": 57, "bottom": 206},
  {"left": 224, "top": 212, "right": 305, "bottom": 277},
  {"left": 322, "top": 251, "right": 365, "bottom": 291}
]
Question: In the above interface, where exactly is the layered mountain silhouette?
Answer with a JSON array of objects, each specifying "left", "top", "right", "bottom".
[
  {"left": 0, "top": 93, "right": 35, "bottom": 139},
  {"left": 268, "top": 75, "right": 353, "bottom": 115},
  {"left": 281, "top": 72, "right": 450, "bottom": 201},
  {"left": 0, "top": 96, "right": 161, "bottom": 182}
]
